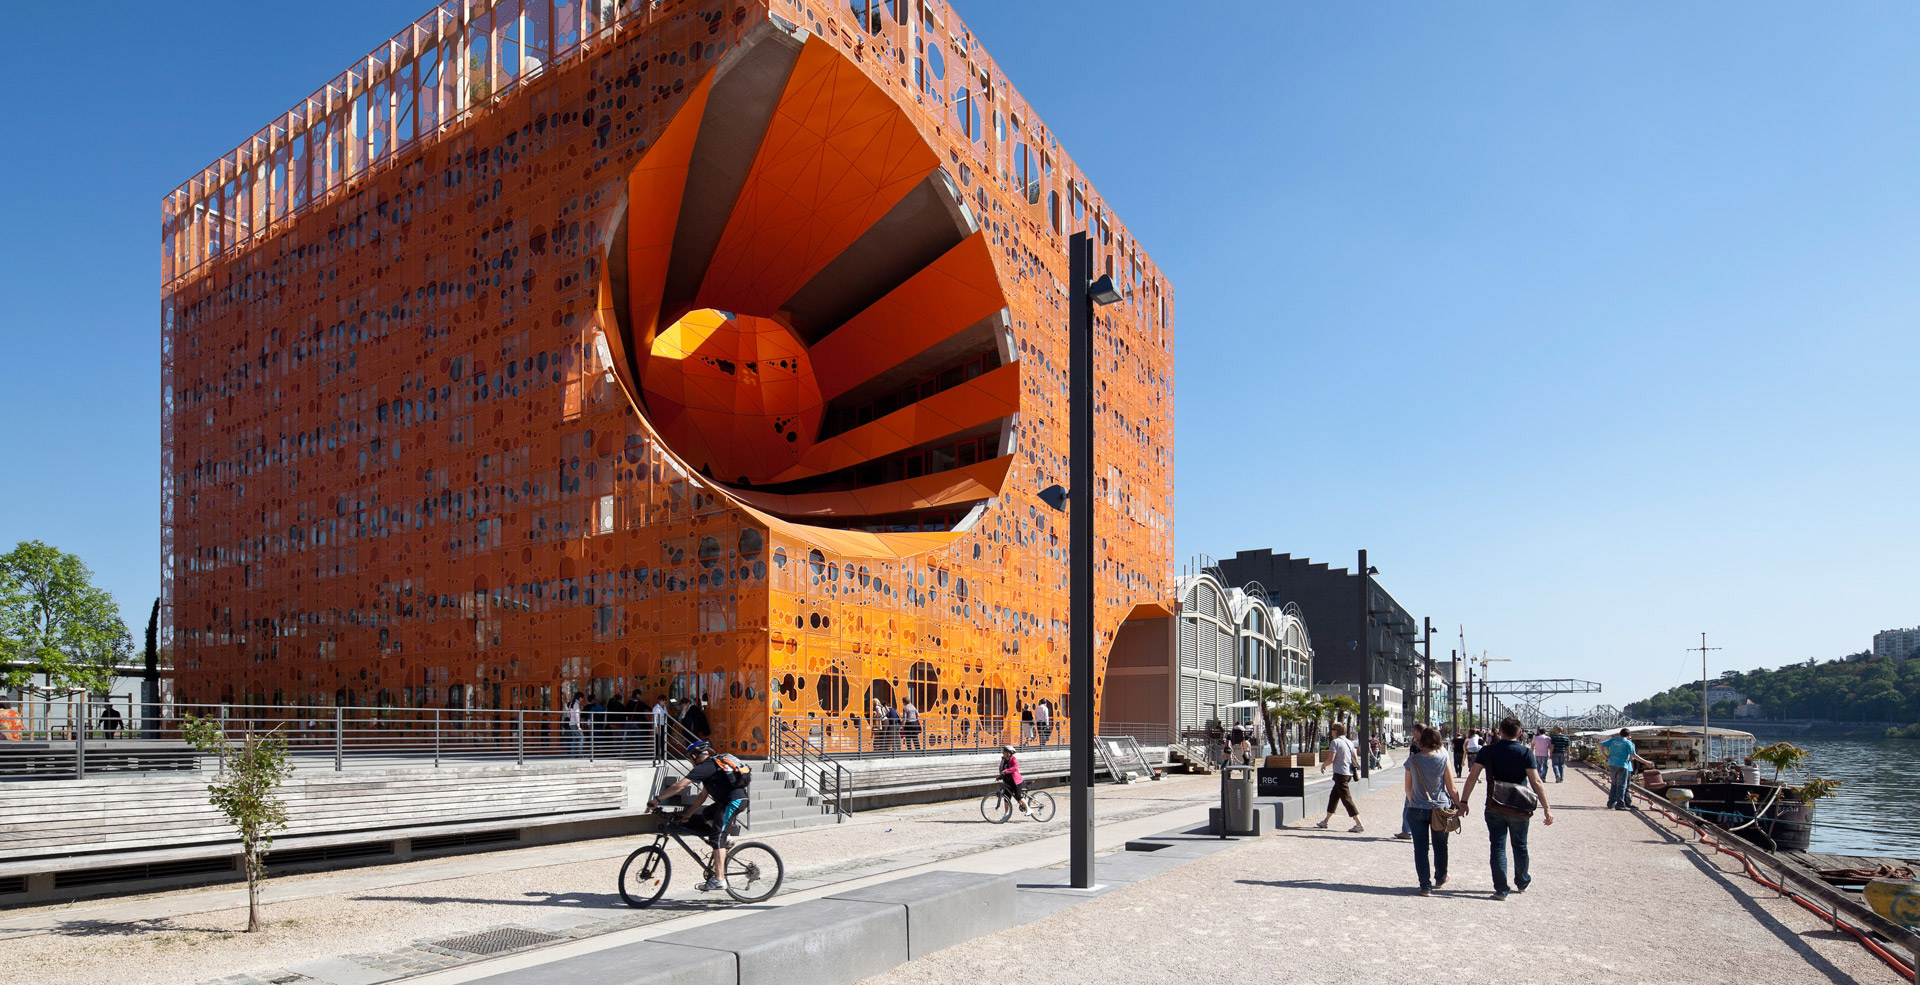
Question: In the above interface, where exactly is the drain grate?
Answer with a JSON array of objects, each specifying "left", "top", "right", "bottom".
[{"left": 432, "top": 927, "right": 565, "bottom": 955}]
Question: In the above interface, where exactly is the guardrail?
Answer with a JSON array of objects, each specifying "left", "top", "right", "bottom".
[
  {"left": 767, "top": 712, "right": 1074, "bottom": 759},
  {"left": 0, "top": 699, "right": 689, "bottom": 779},
  {"left": 771, "top": 718, "right": 852, "bottom": 821}
]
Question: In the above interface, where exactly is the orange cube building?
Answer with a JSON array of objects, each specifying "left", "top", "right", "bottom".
[{"left": 161, "top": 0, "right": 1174, "bottom": 754}]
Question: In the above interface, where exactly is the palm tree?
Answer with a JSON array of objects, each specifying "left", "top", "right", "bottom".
[
  {"left": 1368, "top": 703, "right": 1391, "bottom": 740},
  {"left": 1325, "top": 694, "right": 1360, "bottom": 737},
  {"left": 1289, "top": 692, "right": 1325, "bottom": 756},
  {"left": 1261, "top": 686, "right": 1294, "bottom": 754}
]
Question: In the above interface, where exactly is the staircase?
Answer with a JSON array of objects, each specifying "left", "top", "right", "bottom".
[{"left": 742, "top": 761, "right": 836, "bottom": 834}]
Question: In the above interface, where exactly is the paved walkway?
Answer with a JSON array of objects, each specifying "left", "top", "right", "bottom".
[
  {"left": 0, "top": 771, "right": 1248, "bottom": 985},
  {"left": 865, "top": 766, "right": 1899, "bottom": 985}
]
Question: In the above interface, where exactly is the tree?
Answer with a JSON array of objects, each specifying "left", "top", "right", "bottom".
[
  {"left": 1325, "top": 694, "right": 1360, "bottom": 735},
  {"left": 1256, "top": 685, "right": 1288, "bottom": 755},
  {"left": 1289, "top": 692, "right": 1326, "bottom": 753},
  {"left": 0, "top": 541, "right": 132, "bottom": 694},
  {"left": 181, "top": 715, "right": 293, "bottom": 932}
]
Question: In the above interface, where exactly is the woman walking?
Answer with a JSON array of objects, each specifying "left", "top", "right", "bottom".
[{"left": 1404, "top": 725, "right": 1464, "bottom": 896}]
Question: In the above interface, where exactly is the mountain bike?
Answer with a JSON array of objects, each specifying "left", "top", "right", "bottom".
[
  {"left": 980, "top": 782, "right": 1055, "bottom": 823},
  {"left": 619, "top": 808, "right": 785, "bottom": 907}
]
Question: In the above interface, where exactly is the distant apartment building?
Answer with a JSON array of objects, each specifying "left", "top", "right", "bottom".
[
  {"left": 1705, "top": 684, "right": 1746, "bottom": 706},
  {"left": 1872, "top": 627, "right": 1920, "bottom": 662}
]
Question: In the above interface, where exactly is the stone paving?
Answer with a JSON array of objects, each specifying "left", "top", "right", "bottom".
[
  {"left": 865, "top": 766, "right": 1902, "bottom": 985},
  {"left": 0, "top": 772, "right": 1236, "bottom": 985}
]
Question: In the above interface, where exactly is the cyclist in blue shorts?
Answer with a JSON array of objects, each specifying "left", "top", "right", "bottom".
[{"left": 649, "top": 740, "right": 751, "bottom": 891}]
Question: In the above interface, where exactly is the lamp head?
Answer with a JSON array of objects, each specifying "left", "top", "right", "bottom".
[
  {"left": 1038, "top": 485, "right": 1068, "bottom": 511},
  {"left": 1086, "top": 275, "right": 1123, "bottom": 306}
]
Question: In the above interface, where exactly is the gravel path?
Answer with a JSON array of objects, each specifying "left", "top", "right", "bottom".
[
  {"left": 867, "top": 768, "right": 1900, "bottom": 985},
  {"left": 0, "top": 774, "right": 1223, "bottom": 985}
]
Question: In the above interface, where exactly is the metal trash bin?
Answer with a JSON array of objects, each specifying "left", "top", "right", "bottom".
[{"left": 1220, "top": 764, "right": 1258, "bottom": 835}]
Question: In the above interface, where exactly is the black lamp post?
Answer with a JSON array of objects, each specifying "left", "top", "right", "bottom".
[
  {"left": 1067, "top": 230, "right": 1122, "bottom": 890},
  {"left": 1421, "top": 616, "right": 1433, "bottom": 725},
  {"left": 1357, "top": 549, "right": 1370, "bottom": 780}
]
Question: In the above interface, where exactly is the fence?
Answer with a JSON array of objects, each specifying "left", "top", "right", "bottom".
[
  {"left": 766, "top": 715, "right": 1178, "bottom": 759},
  {"left": 0, "top": 697, "right": 695, "bottom": 778},
  {"left": 1, "top": 696, "right": 1181, "bottom": 780}
]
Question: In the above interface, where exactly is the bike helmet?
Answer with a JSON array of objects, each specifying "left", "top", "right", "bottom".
[
  {"left": 685, "top": 740, "right": 712, "bottom": 756},
  {"left": 1003, "top": 745, "right": 1017, "bottom": 754}
]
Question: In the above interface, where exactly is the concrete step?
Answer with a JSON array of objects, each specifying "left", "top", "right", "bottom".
[{"left": 747, "top": 812, "right": 838, "bottom": 833}]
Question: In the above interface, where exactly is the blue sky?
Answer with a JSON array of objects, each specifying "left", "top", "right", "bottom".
[{"left": 2, "top": 2, "right": 1915, "bottom": 710}]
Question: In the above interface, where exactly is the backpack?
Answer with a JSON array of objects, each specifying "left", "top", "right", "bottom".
[{"left": 713, "top": 753, "right": 753, "bottom": 791}]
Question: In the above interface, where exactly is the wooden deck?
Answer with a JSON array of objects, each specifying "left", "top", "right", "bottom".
[{"left": 1780, "top": 850, "right": 1919, "bottom": 893}]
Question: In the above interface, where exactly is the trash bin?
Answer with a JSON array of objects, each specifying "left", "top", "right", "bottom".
[{"left": 1220, "top": 764, "right": 1258, "bottom": 835}]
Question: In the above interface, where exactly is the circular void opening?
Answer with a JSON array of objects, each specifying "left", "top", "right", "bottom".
[{"left": 604, "top": 30, "right": 1014, "bottom": 535}]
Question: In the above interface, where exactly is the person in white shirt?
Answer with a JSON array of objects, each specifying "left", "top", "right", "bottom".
[
  {"left": 1033, "top": 701, "right": 1052, "bottom": 744},
  {"left": 1315, "top": 723, "right": 1365, "bottom": 833},
  {"left": 651, "top": 696, "right": 668, "bottom": 758}
]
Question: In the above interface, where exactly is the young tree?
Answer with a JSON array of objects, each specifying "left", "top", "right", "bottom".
[
  {"left": 0, "top": 541, "right": 132, "bottom": 694},
  {"left": 181, "top": 716, "right": 293, "bottom": 932}
]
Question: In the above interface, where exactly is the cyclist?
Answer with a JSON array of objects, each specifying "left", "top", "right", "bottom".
[
  {"left": 647, "top": 740, "right": 750, "bottom": 892},
  {"left": 998, "top": 745, "right": 1032, "bottom": 816}
]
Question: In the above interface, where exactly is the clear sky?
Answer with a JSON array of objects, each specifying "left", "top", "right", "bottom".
[{"left": 2, "top": 2, "right": 1915, "bottom": 710}]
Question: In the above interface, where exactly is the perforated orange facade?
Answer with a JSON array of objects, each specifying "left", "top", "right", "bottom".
[{"left": 161, "top": 0, "right": 1175, "bottom": 754}]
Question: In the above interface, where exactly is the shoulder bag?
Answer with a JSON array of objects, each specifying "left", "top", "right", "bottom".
[{"left": 1415, "top": 757, "right": 1462, "bottom": 834}]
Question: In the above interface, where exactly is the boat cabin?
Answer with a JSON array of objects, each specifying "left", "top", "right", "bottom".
[{"left": 1626, "top": 726, "right": 1756, "bottom": 769}]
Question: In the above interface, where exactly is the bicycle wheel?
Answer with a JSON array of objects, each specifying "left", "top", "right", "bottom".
[
  {"left": 723, "top": 842, "right": 785, "bottom": 903},
  {"left": 1026, "top": 789, "right": 1056, "bottom": 823},
  {"left": 618, "top": 844, "right": 671, "bottom": 908},
  {"left": 979, "top": 791, "right": 1011, "bottom": 824}
]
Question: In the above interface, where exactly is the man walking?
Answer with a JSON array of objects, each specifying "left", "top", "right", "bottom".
[
  {"left": 1599, "top": 728, "right": 1651, "bottom": 809},
  {"left": 1451, "top": 731, "right": 1467, "bottom": 778},
  {"left": 1314, "top": 723, "right": 1364, "bottom": 833},
  {"left": 651, "top": 695, "right": 669, "bottom": 758},
  {"left": 1033, "top": 700, "right": 1052, "bottom": 745},
  {"left": 1530, "top": 729, "right": 1552, "bottom": 778},
  {"left": 906, "top": 696, "right": 924, "bottom": 750},
  {"left": 1549, "top": 727, "right": 1570, "bottom": 782},
  {"left": 1459, "top": 717, "right": 1554, "bottom": 900}
]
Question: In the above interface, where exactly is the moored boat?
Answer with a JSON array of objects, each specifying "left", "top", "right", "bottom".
[{"left": 1627, "top": 726, "right": 1816, "bottom": 852}]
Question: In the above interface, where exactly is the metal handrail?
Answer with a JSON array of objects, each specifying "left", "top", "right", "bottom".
[
  {"left": 764, "top": 712, "right": 1073, "bottom": 759},
  {"left": 0, "top": 700, "right": 678, "bottom": 778},
  {"left": 770, "top": 718, "right": 852, "bottom": 821}
]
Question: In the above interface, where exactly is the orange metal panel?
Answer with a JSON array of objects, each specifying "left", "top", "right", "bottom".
[
  {"left": 811, "top": 231, "right": 1005, "bottom": 401},
  {"left": 697, "top": 37, "right": 941, "bottom": 317},
  {"left": 768, "top": 361, "right": 1020, "bottom": 483}
]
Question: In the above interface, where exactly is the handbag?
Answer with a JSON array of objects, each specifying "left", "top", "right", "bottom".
[{"left": 1414, "top": 756, "right": 1462, "bottom": 834}]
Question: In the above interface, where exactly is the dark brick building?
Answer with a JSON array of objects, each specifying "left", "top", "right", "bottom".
[{"left": 1215, "top": 549, "right": 1424, "bottom": 705}]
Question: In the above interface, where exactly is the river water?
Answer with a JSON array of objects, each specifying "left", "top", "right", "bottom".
[{"left": 1749, "top": 734, "right": 1920, "bottom": 857}]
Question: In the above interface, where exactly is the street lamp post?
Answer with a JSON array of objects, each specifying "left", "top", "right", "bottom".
[
  {"left": 1357, "top": 549, "right": 1370, "bottom": 780},
  {"left": 1421, "top": 616, "right": 1433, "bottom": 725},
  {"left": 1067, "top": 230, "right": 1122, "bottom": 890}
]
